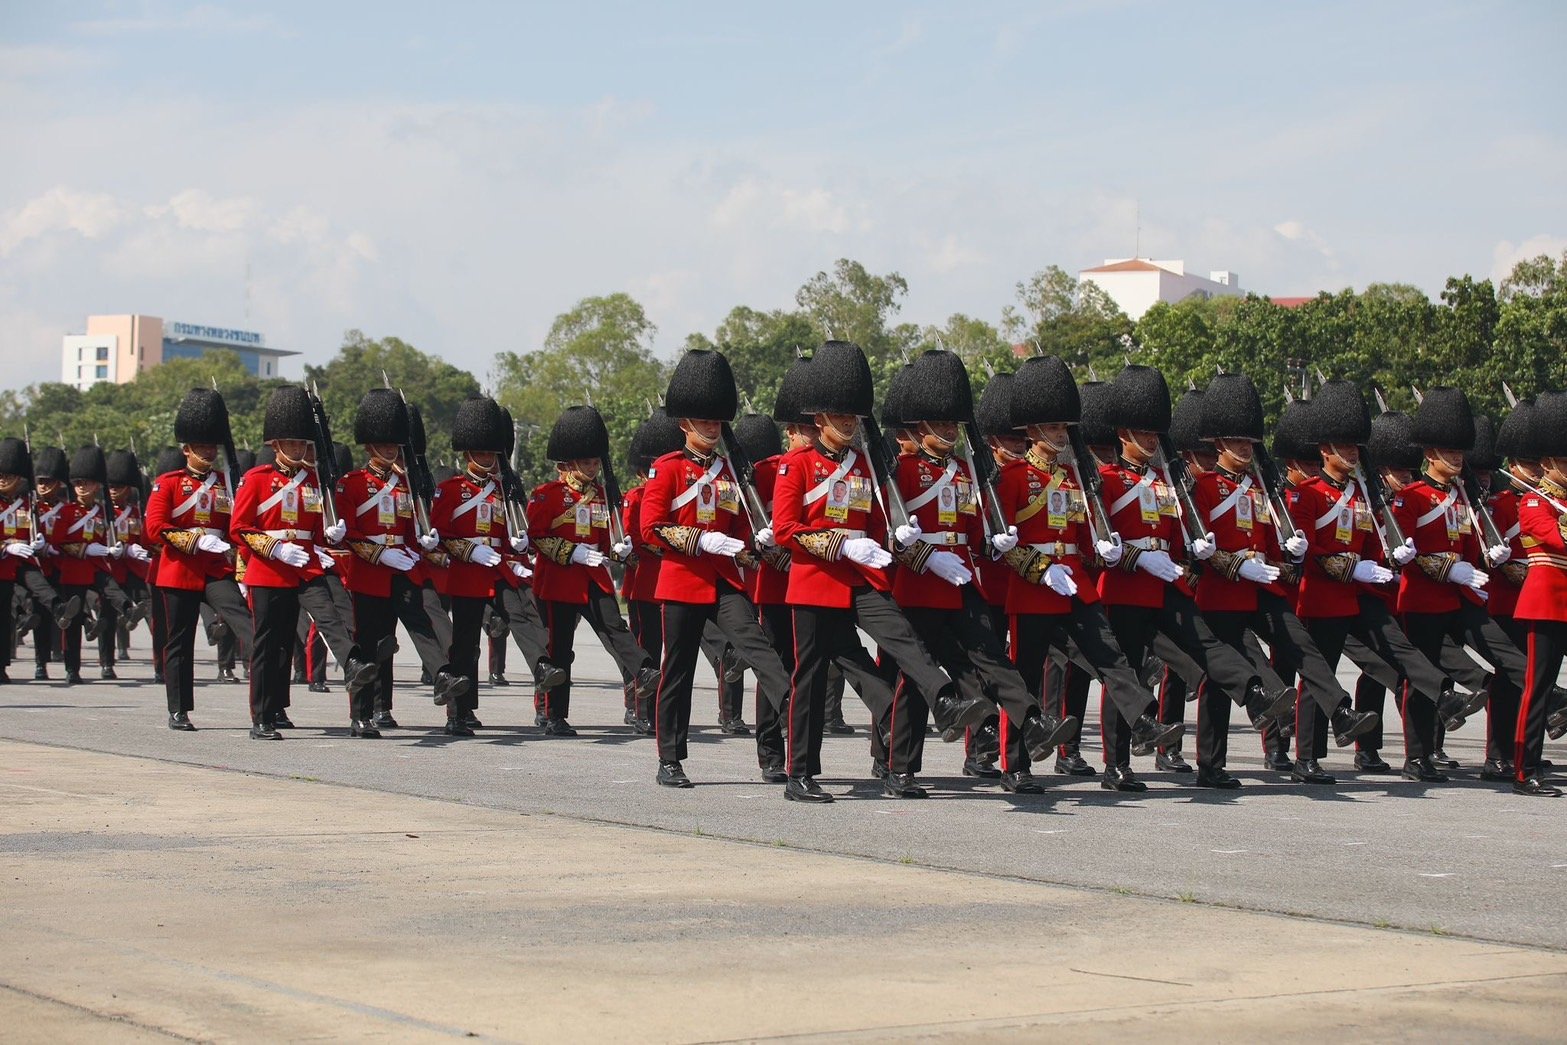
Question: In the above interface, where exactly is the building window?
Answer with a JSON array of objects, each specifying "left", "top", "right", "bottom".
[
  {"left": 96, "top": 365, "right": 108, "bottom": 379},
  {"left": 77, "top": 347, "right": 84, "bottom": 361},
  {"left": 265, "top": 362, "right": 272, "bottom": 375},
  {"left": 96, "top": 345, "right": 109, "bottom": 360}
]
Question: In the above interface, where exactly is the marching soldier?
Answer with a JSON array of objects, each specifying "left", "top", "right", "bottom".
[
  {"left": 995, "top": 356, "right": 1180, "bottom": 792},
  {"left": 639, "top": 349, "right": 793, "bottom": 787},
  {"left": 1511, "top": 390, "right": 1567, "bottom": 796},
  {"left": 527, "top": 405, "right": 658, "bottom": 736},
  {"left": 772, "top": 341, "right": 990, "bottom": 803},
  {"left": 336, "top": 389, "right": 470, "bottom": 733},
  {"left": 0, "top": 438, "right": 81, "bottom": 684},
  {"left": 231, "top": 386, "right": 376, "bottom": 739},
  {"left": 50, "top": 446, "right": 135, "bottom": 685},
  {"left": 623, "top": 408, "right": 687, "bottom": 733}
]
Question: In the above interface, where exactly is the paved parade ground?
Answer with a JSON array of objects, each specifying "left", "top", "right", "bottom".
[{"left": 3, "top": 629, "right": 1565, "bottom": 1042}]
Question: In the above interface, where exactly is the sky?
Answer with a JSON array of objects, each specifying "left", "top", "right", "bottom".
[{"left": 2, "top": 1, "right": 1564, "bottom": 391}]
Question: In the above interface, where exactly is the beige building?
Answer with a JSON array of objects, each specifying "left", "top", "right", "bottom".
[{"left": 61, "top": 314, "right": 297, "bottom": 391}]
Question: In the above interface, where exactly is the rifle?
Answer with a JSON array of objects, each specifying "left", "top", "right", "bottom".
[
  {"left": 1353, "top": 459, "right": 1406, "bottom": 562},
  {"left": 1458, "top": 463, "right": 1507, "bottom": 554},
  {"left": 959, "top": 416, "right": 1009, "bottom": 543},
  {"left": 600, "top": 449, "right": 627, "bottom": 549},
  {"left": 719, "top": 422, "right": 790, "bottom": 571},
  {"left": 857, "top": 414, "right": 913, "bottom": 553},
  {"left": 384, "top": 374, "right": 435, "bottom": 540},
  {"left": 306, "top": 381, "right": 342, "bottom": 533},
  {"left": 1065, "top": 424, "right": 1117, "bottom": 548},
  {"left": 1154, "top": 432, "right": 1207, "bottom": 549},
  {"left": 1250, "top": 441, "right": 1299, "bottom": 558}
]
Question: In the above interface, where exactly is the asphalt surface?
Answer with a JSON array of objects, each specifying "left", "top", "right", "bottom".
[{"left": 3, "top": 623, "right": 1564, "bottom": 952}]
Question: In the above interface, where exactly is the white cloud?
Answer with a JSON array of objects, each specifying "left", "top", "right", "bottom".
[
  {"left": 1, "top": 188, "right": 126, "bottom": 254},
  {"left": 1491, "top": 234, "right": 1567, "bottom": 285},
  {"left": 1273, "top": 219, "right": 1335, "bottom": 260}
]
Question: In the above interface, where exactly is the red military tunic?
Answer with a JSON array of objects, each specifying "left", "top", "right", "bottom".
[
  {"left": 50, "top": 500, "right": 111, "bottom": 587},
  {"left": 891, "top": 450, "right": 983, "bottom": 611},
  {"left": 230, "top": 463, "right": 327, "bottom": 589},
  {"left": 1485, "top": 487, "right": 1527, "bottom": 617},
  {"left": 336, "top": 465, "right": 422, "bottom": 597},
  {"left": 772, "top": 441, "right": 890, "bottom": 609},
  {"left": 750, "top": 453, "right": 794, "bottom": 607},
  {"left": 106, "top": 497, "right": 150, "bottom": 584},
  {"left": 1513, "top": 476, "right": 1567, "bottom": 623},
  {"left": 145, "top": 468, "right": 237, "bottom": 590},
  {"left": 0, "top": 494, "right": 39, "bottom": 583},
  {"left": 1096, "top": 461, "right": 1182, "bottom": 609},
  {"left": 620, "top": 485, "right": 660, "bottom": 603},
  {"left": 428, "top": 468, "right": 508, "bottom": 600},
  {"left": 527, "top": 473, "right": 616, "bottom": 605},
  {"left": 1291, "top": 472, "right": 1380, "bottom": 619},
  {"left": 1192, "top": 467, "right": 1275, "bottom": 613},
  {"left": 996, "top": 451, "right": 1097, "bottom": 615},
  {"left": 1391, "top": 477, "right": 1482, "bottom": 614},
  {"left": 640, "top": 447, "right": 750, "bottom": 604}
]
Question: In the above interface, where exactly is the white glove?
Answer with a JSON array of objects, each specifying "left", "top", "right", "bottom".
[
  {"left": 108, "top": 542, "right": 126, "bottom": 559},
  {"left": 324, "top": 521, "right": 346, "bottom": 544},
  {"left": 417, "top": 530, "right": 440, "bottom": 551},
  {"left": 1043, "top": 562, "right": 1078, "bottom": 596},
  {"left": 238, "top": 582, "right": 247, "bottom": 598},
  {"left": 30, "top": 531, "right": 46, "bottom": 551},
  {"left": 1096, "top": 536, "right": 1124, "bottom": 565},
  {"left": 315, "top": 547, "right": 335, "bottom": 570},
  {"left": 698, "top": 531, "right": 744, "bottom": 557},
  {"left": 612, "top": 536, "right": 633, "bottom": 558},
  {"left": 270, "top": 541, "right": 310, "bottom": 568},
  {"left": 1134, "top": 548, "right": 1182, "bottom": 582},
  {"left": 1236, "top": 558, "right": 1281, "bottom": 584},
  {"left": 471, "top": 544, "right": 503, "bottom": 568},
  {"left": 754, "top": 526, "right": 776, "bottom": 548},
  {"left": 842, "top": 536, "right": 893, "bottom": 568},
  {"left": 1351, "top": 559, "right": 1393, "bottom": 585},
  {"left": 380, "top": 547, "right": 418, "bottom": 572},
  {"left": 4, "top": 541, "right": 33, "bottom": 558},
  {"left": 196, "top": 534, "right": 231, "bottom": 555},
  {"left": 1392, "top": 538, "right": 1417, "bottom": 566},
  {"left": 1485, "top": 542, "right": 1510, "bottom": 567},
  {"left": 510, "top": 532, "right": 530, "bottom": 554},
  {"left": 926, "top": 549, "right": 973, "bottom": 586},
  {"left": 126, "top": 544, "right": 151, "bottom": 563},
  {"left": 1286, "top": 530, "right": 1309, "bottom": 559},
  {"left": 894, "top": 519, "right": 922, "bottom": 549},
  {"left": 1191, "top": 532, "right": 1217, "bottom": 561},
  {"left": 85, "top": 542, "right": 112, "bottom": 558},
  {"left": 570, "top": 543, "right": 606, "bottom": 567},
  {"left": 1449, "top": 561, "right": 1488, "bottom": 591},
  {"left": 509, "top": 560, "right": 532, "bottom": 580},
  {"left": 990, "top": 526, "right": 1019, "bottom": 554}
]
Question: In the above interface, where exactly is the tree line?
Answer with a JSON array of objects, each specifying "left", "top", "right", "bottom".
[{"left": 3, "top": 253, "right": 1564, "bottom": 486}]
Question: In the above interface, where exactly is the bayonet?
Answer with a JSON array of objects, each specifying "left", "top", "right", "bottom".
[{"left": 1503, "top": 382, "right": 1519, "bottom": 408}]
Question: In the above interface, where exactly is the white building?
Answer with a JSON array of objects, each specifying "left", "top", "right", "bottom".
[
  {"left": 61, "top": 314, "right": 297, "bottom": 392},
  {"left": 1079, "top": 258, "right": 1243, "bottom": 321}
]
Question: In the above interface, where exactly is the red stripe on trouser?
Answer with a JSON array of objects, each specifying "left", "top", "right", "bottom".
[
  {"left": 1514, "top": 629, "right": 1537, "bottom": 783},
  {"left": 888, "top": 674, "right": 902, "bottom": 773},
  {"left": 998, "top": 705, "right": 1012, "bottom": 773},
  {"left": 1294, "top": 683, "right": 1305, "bottom": 760},
  {"left": 1195, "top": 676, "right": 1205, "bottom": 767},
  {"left": 306, "top": 622, "right": 318, "bottom": 679},
  {"left": 1058, "top": 659, "right": 1075, "bottom": 758},
  {"left": 654, "top": 603, "right": 666, "bottom": 756},
  {"left": 1400, "top": 679, "right": 1414, "bottom": 761}
]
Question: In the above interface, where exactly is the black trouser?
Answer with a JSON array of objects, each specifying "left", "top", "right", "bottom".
[
  {"left": 1517, "top": 619, "right": 1567, "bottom": 781},
  {"left": 703, "top": 625, "right": 747, "bottom": 723},
  {"left": 965, "top": 600, "right": 1010, "bottom": 767},
  {"left": 248, "top": 586, "right": 299, "bottom": 724},
  {"left": 1104, "top": 590, "right": 1268, "bottom": 768},
  {"left": 448, "top": 595, "right": 486, "bottom": 716},
  {"left": 0, "top": 579, "right": 16, "bottom": 669},
  {"left": 162, "top": 578, "right": 252, "bottom": 715},
  {"left": 1401, "top": 601, "right": 1527, "bottom": 762},
  {"left": 538, "top": 588, "right": 650, "bottom": 721},
  {"left": 788, "top": 588, "right": 926, "bottom": 779},
  {"left": 493, "top": 583, "right": 550, "bottom": 690},
  {"left": 1485, "top": 617, "right": 1527, "bottom": 764},
  {"left": 655, "top": 581, "right": 790, "bottom": 765},
  {"left": 84, "top": 574, "right": 134, "bottom": 668},
  {"left": 203, "top": 602, "right": 239, "bottom": 673},
  {"left": 423, "top": 583, "right": 453, "bottom": 665},
  {"left": 629, "top": 598, "right": 662, "bottom": 712},
  {"left": 354, "top": 573, "right": 450, "bottom": 716},
  {"left": 300, "top": 572, "right": 360, "bottom": 669},
  {"left": 0, "top": 570, "right": 62, "bottom": 668}
]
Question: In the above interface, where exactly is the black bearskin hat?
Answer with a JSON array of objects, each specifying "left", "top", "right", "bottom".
[
  {"left": 664, "top": 349, "right": 739, "bottom": 422},
  {"left": 901, "top": 350, "right": 975, "bottom": 424},
  {"left": 772, "top": 357, "right": 813, "bottom": 424},
  {"left": 0, "top": 437, "right": 32, "bottom": 479},
  {"left": 629, "top": 409, "right": 685, "bottom": 473},
  {"left": 69, "top": 445, "right": 108, "bottom": 485},
  {"left": 734, "top": 413, "right": 783, "bottom": 463},
  {"left": 235, "top": 449, "right": 256, "bottom": 474},
  {"left": 262, "top": 386, "right": 316, "bottom": 442},
  {"left": 1010, "top": 356, "right": 1080, "bottom": 428},
  {"left": 1079, "top": 381, "right": 1115, "bottom": 447},
  {"left": 451, "top": 395, "right": 510, "bottom": 453},
  {"left": 105, "top": 449, "right": 141, "bottom": 487},
  {"left": 153, "top": 446, "right": 185, "bottom": 478},
  {"left": 1530, "top": 392, "right": 1567, "bottom": 460},
  {"left": 408, "top": 404, "right": 429, "bottom": 456},
  {"left": 1467, "top": 415, "right": 1502, "bottom": 472},
  {"left": 1409, "top": 387, "right": 1475, "bottom": 451},
  {"left": 353, "top": 388, "right": 409, "bottom": 446},
  {"left": 547, "top": 405, "right": 610, "bottom": 462},
  {"left": 881, "top": 363, "right": 915, "bottom": 429},
  {"left": 174, "top": 387, "right": 233, "bottom": 446},
  {"left": 1496, "top": 399, "right": 1539, "bottom": 461},
  {"left": 1199, "top": 373, "right": 1265, "bottom": 441},
  {"left": 1169, "top": 389, "right": 1207, "bottom": 453},
  {"left": 797, "top": 341, "right": 874, "bottom": 416},
  {"left": 1107, "top": 365, "right": 1172, "bottom": 433},
  {"left": 332, "top": 442, "right": 354, "bottom": 477},
  {"left": 1309, "top": 381, "right": 1372, "bottom": 446},
  {"left": 1367, "top": 411, "right": 1422, "bottom": 472},
  {"left": 500, "top": 408, "right": 517, "bottom": 458},
  {"left": 975, "top": 372, "right": 1016, "bottom": 438},
  {"left": 33, "top": 446, "right": 69, "bottom": 484},
  {"left": 1272, "top": 399, "right": 1317, "bottom": 462}
]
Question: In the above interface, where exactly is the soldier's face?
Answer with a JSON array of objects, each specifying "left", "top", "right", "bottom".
[
  {"left": 274, "top": 439, "right": 311, "bottom": 464},
  {"left": 36, "top": 479, "right": 61, "bottom": 499},
  {"left": 1027, "top": 423, "right": 1069, "bottom": 452},
  {"left": 1426, "top": 447, "right": 1463, "bottom": 479},
  {"left": 681, "top": 419, "right": 722, "bottom": 450},
  {"left": 1511, "top": 459, "right": 1544, "bottom": 483},
  {"left": 1215, "top": 438, "right": 1254, "bottom": 467},
  {"left": 110, "top": 484, "right": 134, "bottom": 503},
  {"left": 73, "top": 479, "right": 100, "bottom": 501},
  {"left": 183, "top": 443, "right": 217, "bottom": 471},
  {"left": 816, "top": 413, "right": 859, "bottom": 449},
  {"left": 0, "top": 473, "right": 21, "bottom": 494},
  {"left": 367, "top": 443, "right": 402, "bottom": 468},
  {"left": 1543, "top": 456, "right": 1567, "bottom": 485},
  {"left": 989, "top": 434, "right": 1027, "bottom": 461},
  {"left": 570, "top": 458, "right": 601, "bottom": 481},
  {"left": 1382, "top": 467, "right": 1413, "bottom": 491},
  {"left": 467, "top": 451, "right": 498, "bottom": 474},
  {"left": 1119, "top": 430, "right": 1158, "bottom": 463}
]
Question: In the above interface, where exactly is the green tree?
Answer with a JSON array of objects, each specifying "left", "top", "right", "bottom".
[
  {"left": 684, "top": 306, "right": 817, "bottom": 415},
  {"left": 794, "top": 259, "right": 913, "bottom": 366},
  {"left": 1003, "top": 265, "right": 1133, "bottom": 375},
  {"left": 492, "top": 294, "right": 668, "bottom": 484},
  {"left": 1493, "top": 251, "right": 1567, "bottom": 402}
]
